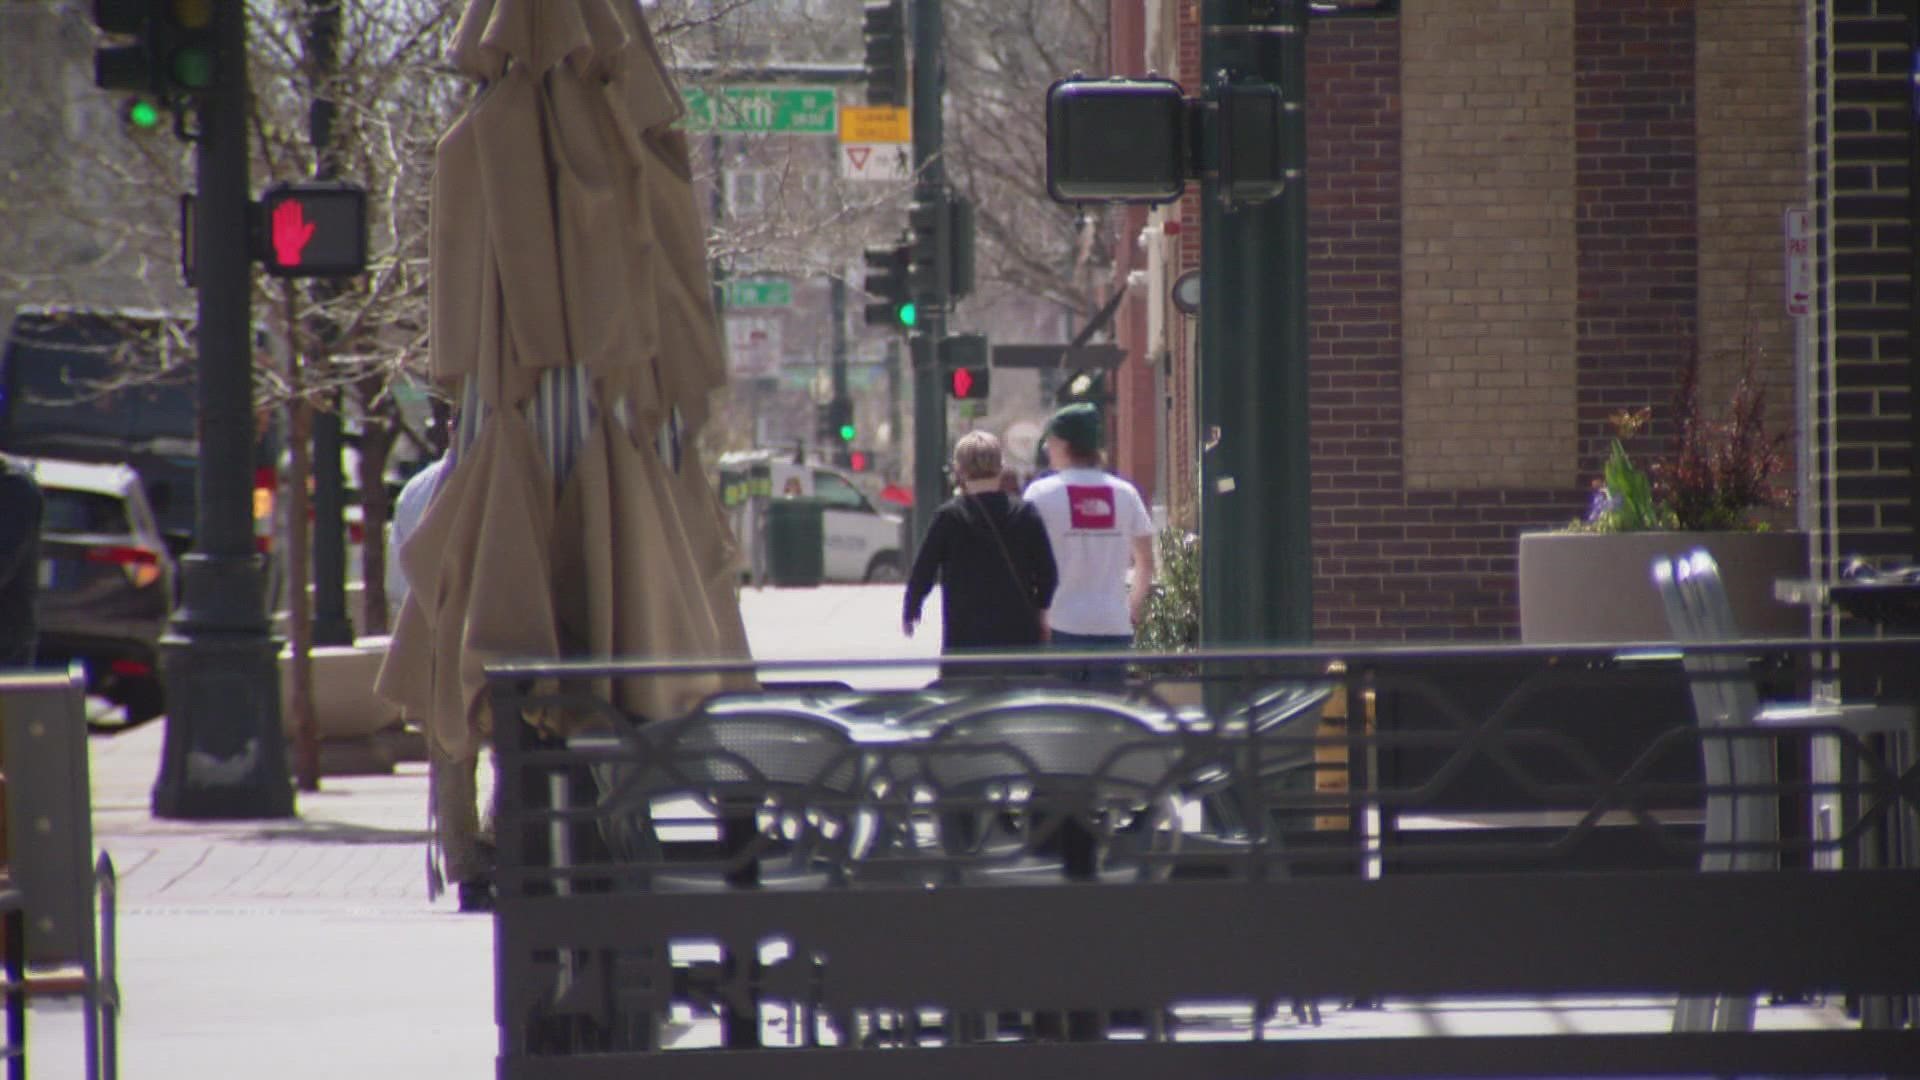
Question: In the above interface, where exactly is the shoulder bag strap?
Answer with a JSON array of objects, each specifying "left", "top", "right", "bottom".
[{"left": 965, "top": 494, "right": 1036, "bottom": 616}]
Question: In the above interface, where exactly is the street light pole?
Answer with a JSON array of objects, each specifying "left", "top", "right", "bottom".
[
  {"left": 1198, "top": 0, "right": 1313, "bottom": 646},
  {"left": 152, "top": 0, "right": 295, "bottom": 819},
  {"left": 909, "top": 0, "right": 948, "bottom": 546}
]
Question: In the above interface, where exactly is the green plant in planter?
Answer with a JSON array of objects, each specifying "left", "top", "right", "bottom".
[
  {"left": 1569, "top": 351, "right": 1789, "bottom": 534},
  {"left": 1136, "top": 527, "right": 1199, "bottom": 653}
]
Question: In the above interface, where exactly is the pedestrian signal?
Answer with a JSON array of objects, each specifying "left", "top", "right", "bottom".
[{"left": 257, "top": 182, "right": 368, "bottom": 277}]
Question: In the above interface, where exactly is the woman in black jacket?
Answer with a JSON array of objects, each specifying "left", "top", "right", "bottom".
[{"left": 902, "top": 431, "right": 1057, "bottom": 670}]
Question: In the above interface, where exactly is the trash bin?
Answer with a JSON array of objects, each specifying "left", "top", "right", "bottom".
[{"left": 764, "top": 497, "right": 825, "bottom": 587}]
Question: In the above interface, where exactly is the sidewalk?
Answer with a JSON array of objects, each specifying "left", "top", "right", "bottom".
[
  {"left": 23, "top": 584, "right": 1854, "bottom": 1078},
  {"left": 26, "top": 585, "right": 938, "bottom": 1079}
]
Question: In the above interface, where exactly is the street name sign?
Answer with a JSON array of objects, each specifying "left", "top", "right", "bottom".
[
  {"left": 724, "top": 278, "right": 793, "bottom": 309},
  {"left": 680, "top": 86, "right": 837, "bottom": 135}
]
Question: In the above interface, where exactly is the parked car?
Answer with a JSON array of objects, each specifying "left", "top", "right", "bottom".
[{"left": 22, "top": 456, "right": 176, "bottom": 723}]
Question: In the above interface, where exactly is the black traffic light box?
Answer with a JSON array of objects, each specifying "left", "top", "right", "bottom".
[
  {"left": 92, "top": 0, "right": 218, "bottom": 101},
  {"left": 861, "top": 0, "right": 908, "bottom": 107},
  {"left": 908, "top": 196, "right": 947, "bottom": 302},
  {"left": 256, "top": 182, "right": 369, "bottom": 278},
  {"left": 1044, "top": 76, "right": 1292, "bottom": 208},
  {"left": 939, "top": 334, "right": 990, "bottom": 400},
  {"left": 861, "top": 242, "right": 913, "bottom": 329},
  {"left": 907, "top": 194, "right": 979, "bottom": 304},
  {"left": 822, "top": 396, "right": 856, "bottom": 444}
]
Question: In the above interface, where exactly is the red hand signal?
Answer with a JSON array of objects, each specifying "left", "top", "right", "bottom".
[
  {"left": 951, "top": 368, "right": 974, "bottom": 398},
  {"left": 271, "top": 198, "right": 316, "bottom": 267}
]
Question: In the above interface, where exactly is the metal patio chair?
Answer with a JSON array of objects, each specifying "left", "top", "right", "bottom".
[
  {"left": 564, "top": 706, "right": 868, "bottom": 1051},
  {"left": 1654, "top": 549, "right": 1916, "bottom": 1033}
]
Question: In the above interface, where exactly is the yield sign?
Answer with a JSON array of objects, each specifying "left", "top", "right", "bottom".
[{"left": 842, "top": 141, "right": 911, "bottom": 182}]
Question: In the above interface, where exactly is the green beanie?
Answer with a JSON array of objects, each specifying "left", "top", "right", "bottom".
[{"left": 1045, "top": 402, "right": 1102, "bottom": 457}]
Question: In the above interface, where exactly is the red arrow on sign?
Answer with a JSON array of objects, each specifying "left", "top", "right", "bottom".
[{"left": 846, "top": 146, "right": 871, "bottom": 171}]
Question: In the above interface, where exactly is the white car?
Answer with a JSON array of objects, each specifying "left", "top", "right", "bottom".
[{"left": 717, "top": 452, "right": 907, "bottom": 585}]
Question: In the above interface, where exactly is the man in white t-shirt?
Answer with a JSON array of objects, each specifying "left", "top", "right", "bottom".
[{"left": 1023, "top": 403, "right": 1153, "bottom": 684}]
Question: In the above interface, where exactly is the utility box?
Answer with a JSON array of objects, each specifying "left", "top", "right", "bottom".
[{"left": 764, "top": 497, "right": 826, "bottom": 588}]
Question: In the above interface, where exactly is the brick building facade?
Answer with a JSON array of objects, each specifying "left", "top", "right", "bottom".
[{"left": 1106, "top": 0, "right": 1917, "bottom": 641}]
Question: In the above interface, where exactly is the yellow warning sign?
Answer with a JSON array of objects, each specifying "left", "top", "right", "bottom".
[{"left": 839, "top": 105, "right": 910, "bottom": 144}]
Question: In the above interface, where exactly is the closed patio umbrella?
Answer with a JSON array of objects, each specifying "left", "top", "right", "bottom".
[{"left": 377, "top": 0, "right": 752, "bottom": 769}]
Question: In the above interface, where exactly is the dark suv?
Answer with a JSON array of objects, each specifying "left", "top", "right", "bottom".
[{"left": 20, "top": 456, "right": 175, "bottom": 723}]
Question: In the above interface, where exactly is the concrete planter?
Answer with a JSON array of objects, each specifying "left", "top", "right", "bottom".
[{"left": 1517, "top": 531, "right": 1809, "bottom": 644}]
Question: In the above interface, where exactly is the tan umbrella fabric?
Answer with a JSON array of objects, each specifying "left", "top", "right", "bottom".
[{"left": 380, "top": 0, "right": 752, "bottom": 762}]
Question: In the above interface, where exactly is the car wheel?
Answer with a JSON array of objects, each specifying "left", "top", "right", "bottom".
[{"left": 864, "top": 553, "right": 905, "bottom": 583}]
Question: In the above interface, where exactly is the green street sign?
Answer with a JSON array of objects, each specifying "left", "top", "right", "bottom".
[
  {"left": 680, "top": 86, "right": 838, "bottom": 135},
  {"left": 724, "top": 279, "right": 793, "bottom": 308}
]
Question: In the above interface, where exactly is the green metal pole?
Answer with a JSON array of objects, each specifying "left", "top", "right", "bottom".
[
  {"left": 1199, "top": 0, "right": 1313, "bottom": 647},
  {"left": 154, "top": 0, "right": 296, "bottom": 819},
  {"left": 909, "top": 0, "right": 948, "bottom": 546}
]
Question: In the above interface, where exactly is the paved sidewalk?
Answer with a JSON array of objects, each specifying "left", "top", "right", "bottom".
[
  {"left": 21, "top": 584, "right": 1855, "bottom": 1078},
  {"left": 26, "top": 585, "right": 937, "bottom": 1079}
]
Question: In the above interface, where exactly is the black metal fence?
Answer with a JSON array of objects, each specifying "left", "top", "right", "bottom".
[{"left": 487, "top": 638, "right": 1920, "bottom": 1079}]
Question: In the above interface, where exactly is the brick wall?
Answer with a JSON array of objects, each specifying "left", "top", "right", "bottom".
[
  {"left": 1696, "top": 0, "right": 1805, "bottom": 442},
  {"left": 1148, "top": 0, "right": 1853, "bottom": 640},
  {"left": 1818, "top": 0, "right": 1916, "bottom": 562}
]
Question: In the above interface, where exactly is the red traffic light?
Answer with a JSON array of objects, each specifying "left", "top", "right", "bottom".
[
  {"left": 849, "top": 450, "right": 870, "bottom": 472},
  {"left": 257, "top": 181, "right": 368, "bottom": 277}
]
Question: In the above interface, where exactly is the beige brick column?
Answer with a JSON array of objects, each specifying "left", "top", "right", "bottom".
[
  {"left": 1401, "top": 0, "right": 1578, "bottom": 490},
  {"left": 1696, "top": 0, "right": 1805, "bottom": 424}
]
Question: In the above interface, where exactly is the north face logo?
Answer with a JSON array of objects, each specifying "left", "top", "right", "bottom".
[{"left": 1066, "top": 485, "right": 1116, "bottom": 529}]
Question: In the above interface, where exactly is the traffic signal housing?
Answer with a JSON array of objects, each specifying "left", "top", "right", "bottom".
[
  {"left": 861, "top": 0, "right": 908, "bottom": 107},
  {"left": 92, "top": 0, "right": 219, "bottom": 101},
  {"left": 939, "top": 334, "right": 990, "bottom": 401},
  {"left": 862, "top": 242, "right": 913, "bottom": 329},
  {"left": 257, "top": 182, "right": 369, "bottom": 278},
  {"left": 822, "top": 396, "right": 856, "bottom": 445}
]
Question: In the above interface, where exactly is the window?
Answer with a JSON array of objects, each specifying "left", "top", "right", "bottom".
[
  {"left": 41, "top": 489, "right": 132, "bottom": 536},
  {"left": 811, "top": 470, "right": 869, "bottom": 511}
]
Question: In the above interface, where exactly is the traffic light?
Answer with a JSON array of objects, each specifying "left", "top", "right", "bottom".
[
  {"left": 862, "top": 242, "right": 913, "bottom": 329},
  {"left": 256, "top": 182, "right": 369, "bottom": 278},
  {"left": 92, "top": 0, "right": 219, "bottom": 102},
  {"left": 939, "top": 334, "right": 990, "bottom": 400},
  {"left": 1045, "top": 76, "right": 1188, "bottom": 204},
  {"left": 947, "top": 197, "right": 976, "bottom": 300},
  {"left": 822, "top": 396, "right": 856, "bottom": 445},
  {"left": 861, "top": 0, "right": 908, "bottom": 107},
  {"left": 848, "top": 450, "right": 870, "bottom": 473},
  {"left": 908, "top": 195, "right": 947, "bottom": 301}
]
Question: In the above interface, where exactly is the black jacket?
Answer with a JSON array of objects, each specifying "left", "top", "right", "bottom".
[
  {"left": 904, "top": 492, "right": 1058, "bottom": 652},
  {"left": 0, "top": 459, "right": 44, "bottom": 666}
]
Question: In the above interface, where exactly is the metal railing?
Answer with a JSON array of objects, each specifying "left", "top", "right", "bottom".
[
  {"left": 1, "top": 667, "right": 121, "bottom": 1080},
  {"left": 487, "top": 638, "right": 1920, "bottom": 1079}
]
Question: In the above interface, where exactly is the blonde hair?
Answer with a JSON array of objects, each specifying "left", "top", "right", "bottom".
[{"left": 951, "top": 430, "right": 1004, "bottom": 482}]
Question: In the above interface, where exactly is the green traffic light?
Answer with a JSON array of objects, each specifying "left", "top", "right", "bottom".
[
  {"left": 897, "top": 301, "right": 917, "bottom": 328},
  {"left": 170, "top": 47, "right": 214, "bottom": 90},
  {"left": 125, "top": 99, "right": 162, "bottom": 130},
  {"left": 838, "top": 423, "right": 857, "bottom": 442}
]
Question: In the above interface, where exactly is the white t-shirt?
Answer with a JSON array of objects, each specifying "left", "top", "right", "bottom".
[
  {"left": 1023, "top": 468, "right": 1152, "bottom": 636},
  {"left": 385, "top": 455, "right": 447, "bottom": 611}
]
